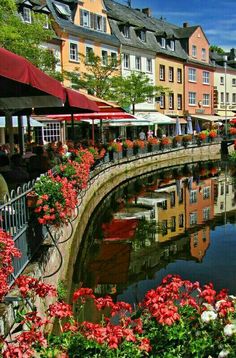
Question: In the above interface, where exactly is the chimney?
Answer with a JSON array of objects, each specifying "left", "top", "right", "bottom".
[
  {"left": 183, "top": 22, "right": 189, "bottom": 28},
  {"left": 142, "top": 8, "right": 151, "bottom": 17}
]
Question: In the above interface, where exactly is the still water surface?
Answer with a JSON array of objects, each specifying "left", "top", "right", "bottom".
[{"left": 73, "top": 160, "right": 236, "bottom": 310}]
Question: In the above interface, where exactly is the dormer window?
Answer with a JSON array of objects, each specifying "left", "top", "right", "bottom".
[
  {"left": 137, "top": 30, "right": 146, "bottom": 42},
  {"left": 43, "top": 14, "right": 49, "bottom": 29},
  {"left": 122, "top": 25, "right": 130, "bottom": 39},
  {"left": 161, "top": 37, "right": 166, "bottom": 48},
  {"left": 54, "top": 1, "right": 71, "bottom": 19},
  {"left": 22, "top": 7, "right": 32, "bottom": 23},
  {"left": 169, "top": 40, "right": 175, "bottom": 51},
  {"left": 80, "top": 9, "right": 90, "bottom": 27},
  {"left": 192, "top": 45, "right": 197, "bottom": 57}
]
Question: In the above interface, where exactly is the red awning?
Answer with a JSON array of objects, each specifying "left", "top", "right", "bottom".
[
  {"left": 47, "top": 112, "right": 136, "bottom": 121},
  {"left": 102, "top": 219, "right": 138, "bottom": 240},
  {"left": 64, "top": 88, "right": 98, "bottom": 112},
  {"left": 0, "top": 47, "right": 65, "bottom": 112}
]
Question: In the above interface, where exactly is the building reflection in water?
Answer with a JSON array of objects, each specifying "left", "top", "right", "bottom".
[{"left": 72, "top": 160, "right": 236, "bottom": 312}]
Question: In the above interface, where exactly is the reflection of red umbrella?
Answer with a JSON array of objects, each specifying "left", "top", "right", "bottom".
[{"left": 102, "top": 219, "right": 138, "bottom": 241}]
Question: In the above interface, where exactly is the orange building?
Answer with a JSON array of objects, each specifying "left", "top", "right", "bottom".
[{"left": 190, "top": 227, "right": 210, "bottom": 262}]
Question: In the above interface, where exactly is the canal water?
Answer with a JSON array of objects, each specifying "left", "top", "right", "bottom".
[{"left": 72, "top": 160, "right": 236, "bottom": 312}]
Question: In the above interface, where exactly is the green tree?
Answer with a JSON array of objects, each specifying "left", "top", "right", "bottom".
[
  {"left": 65, "top": 51, "right": 120, "bottom": 98},
  {"left": 0, "top": 0, "right": 62, "bottom": 80},
  {"left": 209, "top": 45, "right": 225, "bottom": 54},
  {"left": 108, "top": 71, "right": 169, "bottom": 114}
]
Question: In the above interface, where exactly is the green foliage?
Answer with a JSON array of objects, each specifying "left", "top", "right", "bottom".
[
  {"left": 108, "top": 71, "right": 169, "bottom": 114},
  {"left": 0, "top": 0, "right": 62, "bottom": 79},
  {"left": 209, "top": 45, "right": 225, "bottom": 54},
  {"left": 65, "top": 51, "right": 120, "bottom": 98},
  {"left": 229, "top": 151, "right": 236, "bottom": 162},
  {"left": 57, "top": 280, "right": 67, "bottom": 301}
]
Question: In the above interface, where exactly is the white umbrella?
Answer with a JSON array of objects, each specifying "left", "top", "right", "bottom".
[
  {"left": 137, "top": 112, "right": 175, "bottom": 125},
  {"left": 175, "top": 116, "right": 182, "bottom": 135},
  {"left": 187, "top": 116, "right": 193, "bottom": 135}
]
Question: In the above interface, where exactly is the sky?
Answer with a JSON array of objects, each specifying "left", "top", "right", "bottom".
[{"left": 118, "top": 0, "right": 235, "bottom": 51}]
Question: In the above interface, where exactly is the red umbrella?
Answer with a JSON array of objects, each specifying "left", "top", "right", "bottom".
[
  {"left": 230, "top": 118, "right": 236, "bottom": 124},
  {"left": 0, "top": 47, "right": 65, "bottom": 112}
]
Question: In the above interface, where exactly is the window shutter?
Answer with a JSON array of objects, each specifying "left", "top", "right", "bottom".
[
  {"left": 80, "top": 9, "right": 83, "bottom": 26},
  {"left": 103, "top": 17, "right": 107, "bottom": 32},
  {"left": 90, "top": 12, "right": 95, "bottom": 29}
]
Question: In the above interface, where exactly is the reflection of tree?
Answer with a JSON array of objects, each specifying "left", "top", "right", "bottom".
[{"left": 133, "top": 218, "right": 156, "bottom": 249}]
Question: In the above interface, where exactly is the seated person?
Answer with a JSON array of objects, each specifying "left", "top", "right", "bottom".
[{"left": 28, "top": 146, "right": 52, "bottom": 179}]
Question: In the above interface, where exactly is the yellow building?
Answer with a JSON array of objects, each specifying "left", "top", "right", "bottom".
[
  {"left": 47, "top": 0, "right": 120, "bottom": 85},
  {"left": 156, "top": 56, "right": 184, "bottom": 117}
]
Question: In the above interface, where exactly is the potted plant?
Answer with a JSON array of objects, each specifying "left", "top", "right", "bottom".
[
  {"left": 160, "top": 137, "right": 171, "bottom": 150},
  {"left": 182, "top": 134, "right": 192, "bottom": 147},
  {"left": 26, "top": 191, "right": 39, "bottom": 208},
  {"left": 172, "top": 135, "right": 182, "bottom": 148},
  {"left": 147, "top": 137, "right": 159, "bottom": 152},
  {"left": 208, "top": 129, "right": 217, "bottom": 142},
  {"left": 33, "top": 173, "right": 77, "bottom": 227}
]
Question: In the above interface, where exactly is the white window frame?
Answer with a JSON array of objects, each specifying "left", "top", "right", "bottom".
[
  {"left": 123, "top": 53, "right": 130, "bottom": 69},
  {"left": 188, "top": 68, "right": 196, "bottom": 82},
  {"left": 159, "top": 93, "right": 165, "bottom": 109},
  {"left": 192, "top": 45, "right": 197, "bottom": 57},
  {"left": 203, "top": 71, "right": 210, "bottom": 84},
  {"left": 190, "top": 212, "right": 197, "bottom": 225},
  {"left": 82, "top": 10, "right": 90, "bottom": 27},
  {"left": 226, "top": 92, "right": 230, "bottom": 104},
  {"left": 135, "top": 56, "right": 141, "bottom": 71},
  {"left": 86, "top": 46, "right": 94, "bottom": 63},
  {"left": 169, "top": 67, "right": 174, "bottom": 82},
  {"left": 122, "top": 25, "right": 130, "bottom": 38},
  {"left": 146, "top": 58, "right": 152, "bottom": 73},
  {"left": 160, "top": 65, "right": 165, "bottom": 80},
  {"left": 169, "top": 93, "right": 174, "bottom": 109},
  {"left": 203, "top": 207, "right": 210, "bottom": 221},
  {"left": 101, "top": 50, "right": 108, "bottom": 66},
  {"left": 69, "top": 41, "right": 79, "bottom": 62},
  {"left": 220, "top": 92, "right": 224, "bottom": 103},
  {"left": 42, "top": 122, "right": 61, "bottom": 143},
  {"left": 189, "top": 92, "right": 196, "bottom": 106},
  {"left": 22, "top": 7, "right": 32, "bottom": 23},
  {"left": 202, "top": 48, "right": 206, "bottom": 60},
  {"left": 232, "top": 78, "right": 236, "bottom": 86},
  {"left": 232, "top": 93, "right": 236, "bottom": 104},
  {"left": 169, "top": 40, "right": 175, "bottom": 51},
  {"left": 138, "top": 30, "right": 146, "bottom": 42},
  {"left": 203, "top": 93, "right": 210, "bottom": 106},
  {"left": 203, "top": 186, "right": 210, "bottom": 199},
  {"left": 43, "top": 14, "right": 49, "bottom": 29},
  {"left": 161, "top": 37, "right": 166, "bottom": 48},
  {"left": 177, "top": 68, "right": 182, "bottom": 83},
  {"left": 95, "top": 14, "right": 102, "bottom": 31},
  {"left": 220, "top": 76, "right": 224, "bottom": 85},
  {"left": 177, "top": 94, "right": 182, "bottom": 110},
  {"left": 190, "top": 190, "right": 197, "bottom": 203}
]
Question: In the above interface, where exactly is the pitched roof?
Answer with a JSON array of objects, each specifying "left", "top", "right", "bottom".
[
  {"left": 174, "top": 26, "right": 199, "bottom": 39},
  {"left": 46, "top": 0, "right": 120, "bottom": 46}
]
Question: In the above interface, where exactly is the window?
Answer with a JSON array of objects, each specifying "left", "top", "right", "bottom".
[
  {"left": 169, "top": 93, "right": 174, "bottom": 109},
  {"left": 162, "top": 220, "right": 168, "bottom": 235},
  {"left": 220, "top": 184, "right": 224, "bottom": 195},
  {"left": 161, "top": 37, "right": 166, "bottom": 48},
  {"left": 233, "top": 93, "right": 236, "bottom": 104},
  {"left": 162, "top": 200, "right": 167, "bottom": 210},
  {"left": 192, "top": 45, "right": 197, "bottom": 57},
  {"left": 193, "top": 233, "right": 198, "bottom": 247},
  {"left": 202, "top": 48, "right": 206, "bottom": 60},
  {"left": 135, "top": 56, "right": 141, "bottom": 70},
  {"left": 226, "top": 92, "right": 230, "bottom": 103},
  {"left": 111, "top": 52, "right": 118, "bottom": 66},
  {"left": 159, "top": 93, "right": 165, "bottom": 109},
  {"left": 177, "top": 94, "right": 182, "bottom": 110},
  {"left": 22, "top": 7, "right": 32, "bottom": 23},
  {"left": 146, "top": 58, "right": 152, "bottom": 73},
  {"left": 203, "top": 187, "right": 210, "bottom": 199},
  {"left": 169, "top": 67, "right": 174, "bottom": 82},
  {"left": 190, "top": 212, "right": 197, "bottom": 225},
  {"left": 188, "top": 68, "right": 196, "bottom": 82},
  {"left": 138, "top": 30, "right": 146, "bottom": 42},
  {"left": 170, "top": 191, "right": 175, "bottom": 207},
  {"left": 102, "top": 50, "right": 108, "bottom": 66},
  {"left": 177, "top": 68, "right": 182, "bottom": 83},
  {"left": 220, "top": 76, "right": 224, "bottom": 85},
  {"left": 43, "top": 14, "right": 49, "bottom": 29},
  {"left": 123, "top": 53, "right": 130, "bottom": 69},
  {"left": 170, "top": 216, "right": 176, "bottom": 232},
  {"left": 35, "top": 122, "right": 61, "bottom": 143},
  {"left": 69, "top": 42, "right": 79, "bottom": 62},
  {"left": 179, "top": 188, "right": 183, "bottom": 203},
  {"left": 122, "top": 25, "right": 130, "bottom": 38},
  {"left": 169, "top": 40, "right": 175, "bottom": 51},
  {"left": 179, "top": 214, "right": 184, "bottom": 228},
  {"left": 203, "top": 207, "right": 210, "bottom": 221},
  {"left": 203, "top": 94, "right": 210, "bottom": 106},
  {"left": 232, "top": 78, "right": 236, "bottom": 86},
  {"left": 203, "top": 71, "right": 210, "bottom": 84},
  {"left": 86, "top": 46, "right": 94, "bottom": 63},
  {"left": 189, "top": 92, "right": 196, "bottom": 105},
  {"left": 221, "top": 92, "right": 224, "bottom": 103},
  {"left": 81, "top": 9, "right": 90, "bottom": 27},
  {"left": 160, "top": 65, "right": 165, "bottom": 80},
  {"left": 95, "top": 15, "right": 102, "bottom": 31},
  {"left": 190, "top": 190, "right": 197, "bottom": 203}
]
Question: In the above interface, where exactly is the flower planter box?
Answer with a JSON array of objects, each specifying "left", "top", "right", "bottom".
[{"left": 26, "top": 192, "right": 38, "bottom": 208}]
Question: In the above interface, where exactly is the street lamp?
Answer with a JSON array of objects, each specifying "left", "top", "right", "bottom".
[{"left": 223, "top": 55, "right": 228, "bottom": 137}]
